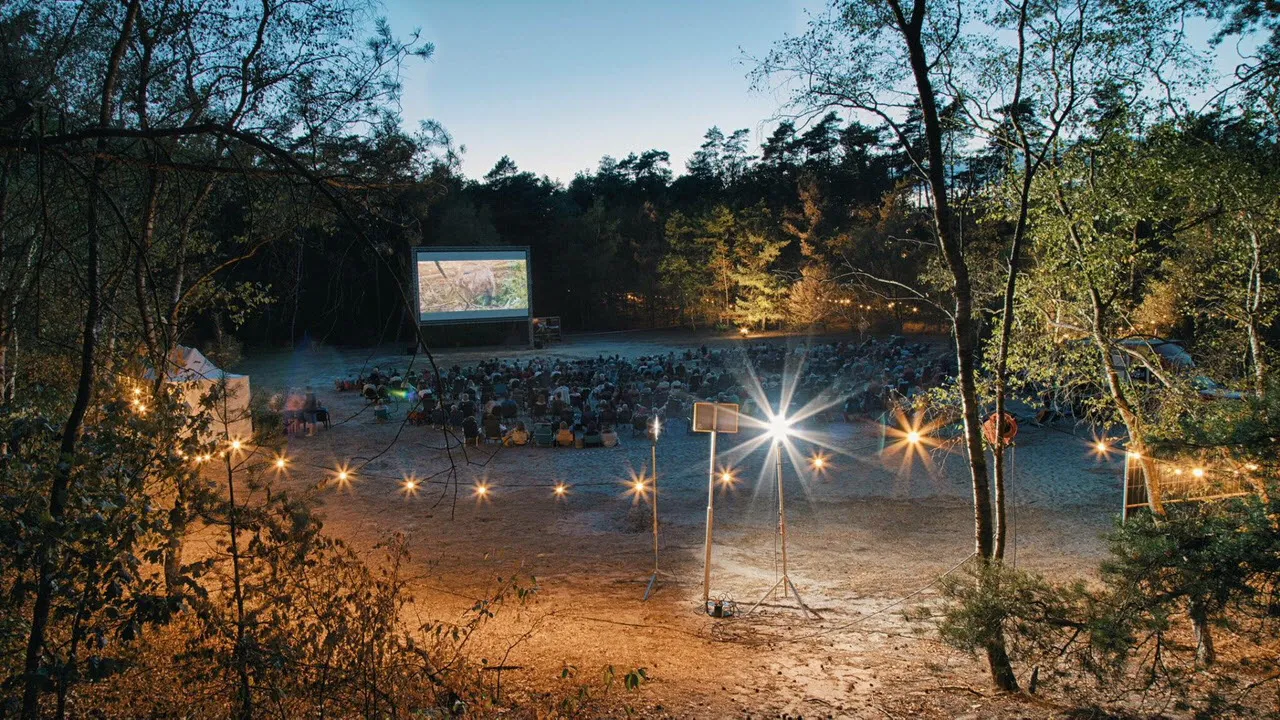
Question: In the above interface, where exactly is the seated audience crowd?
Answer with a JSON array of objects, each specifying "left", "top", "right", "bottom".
[{"left": 332, "top": 337, "right": 955, "bottom": 448}]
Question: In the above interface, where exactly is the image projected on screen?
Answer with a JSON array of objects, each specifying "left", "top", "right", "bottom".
[{"left": 414, "top": 249, "right": 530, "bottom": 323}]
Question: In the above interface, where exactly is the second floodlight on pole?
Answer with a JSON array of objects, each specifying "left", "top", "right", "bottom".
[
  {"left": 643, "top": 415, "right": 670, "bottom": 601},
  {"left": 748, "top": 409, "right": 821, "bottom": 620}
]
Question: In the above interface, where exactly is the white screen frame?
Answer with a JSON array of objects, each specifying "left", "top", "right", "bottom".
[{"left": 411, "top": 247, "right": 533, "bottom": 325}]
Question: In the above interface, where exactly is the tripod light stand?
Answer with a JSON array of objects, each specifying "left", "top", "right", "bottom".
[{"left": 748, "top": 415, "right": 820, "bottom": 619}]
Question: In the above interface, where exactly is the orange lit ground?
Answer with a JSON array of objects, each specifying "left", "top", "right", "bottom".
[{"left": 232, "top": 331, "right": 1121, "bottom": 718}]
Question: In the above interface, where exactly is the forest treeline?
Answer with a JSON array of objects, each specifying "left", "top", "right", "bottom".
[{"left": 232, "top": 112, "right": 932, "bottom": 345}]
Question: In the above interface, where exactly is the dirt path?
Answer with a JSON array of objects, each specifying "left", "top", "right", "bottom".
[{"left": 232, "top": 332, "right": 1122, "bottom": 717}]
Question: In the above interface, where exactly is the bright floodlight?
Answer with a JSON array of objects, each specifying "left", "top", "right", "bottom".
[
  {"left": 811, "top": 456, "right": 825, "bottom": 470},
  {"left": 766, "top": 414, "right": 793, "bottom": 441},
  {"left": 906, "top": 430, "right": 921, "bottom": 445}
]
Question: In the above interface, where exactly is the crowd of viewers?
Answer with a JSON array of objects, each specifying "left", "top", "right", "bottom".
[{"left": 333, "top": 336, "right": 955, "bottom": 447}]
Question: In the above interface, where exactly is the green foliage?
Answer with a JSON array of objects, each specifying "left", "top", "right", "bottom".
[{"left": 935, "top": 493, "right": 1280, "bottom": 712}]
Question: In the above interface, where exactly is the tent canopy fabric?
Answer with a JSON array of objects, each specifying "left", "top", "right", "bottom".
[
  {"left": 148, "top": 345, "right": 253, "bottom": 439},
  {"left": 145, "top": 345, "right": 247, "bottom": 383}
]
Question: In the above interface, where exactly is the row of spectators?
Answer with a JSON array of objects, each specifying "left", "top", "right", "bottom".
[{"left": 339, "top": 336, "right": 955, "bottom": 438}]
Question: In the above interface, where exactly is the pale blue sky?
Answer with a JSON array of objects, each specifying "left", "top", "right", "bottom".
[
  {"left": 383, "top": 1, "right": 1258, "bottom": 183},
  {"left": 383, "top": 0, "right": 819, "bottom": 182}
]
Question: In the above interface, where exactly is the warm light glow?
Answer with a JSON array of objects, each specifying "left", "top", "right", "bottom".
[
  {"left": 132, "top": 387, "right": 142, "bottom": 396},
  {"left": 553, "top": 482, "right": 568, "bottom": 497},
  {"left": 335, "top": 469, "right": 352, "bottom": 486},
  {"left": 474, "top": 483, "right": 490, "bottom": 498},
  {"left": 133, "top": 402, "right": 147, "bottom": 415},
  {"left": 1246, "top": 463, "right": 1259, "bottom": 472},
  {"left": 1128, "top": 451, "right": 1142, "bottom": 459},
  {"left": 811, "top": 455, "right": 826, "bottom": 470},
  {"left": 230, "top": 438, "right": 243, "bottom": 452},
  {"left": 633, "top": 479, "right": 647, "bottom": 493},
  {"left": 402, "top": 477, "right": 418, "bottom": 493},
  {"left": 274, "top": 456, "right": 288, "bottom": 470},
  {"left": 1095, "top": 441, "right": 1109, "bottom": 453},
  {"left": 1192, "top": 467, "right": 1205, "bottom": 479},
  {"left": 738, "top": 327, "right": 750, "bottom": 336},
  {"left": 651, "top": 417, "right": 661, "bottom": 439},
  {"left": 906, "top": 430, "right": 921, "bottom": 445},
  {"left": 720, "top": 469, "right": 734, "bottom": 485}
]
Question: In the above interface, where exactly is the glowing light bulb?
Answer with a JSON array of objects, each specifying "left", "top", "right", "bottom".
[
  {"left": 1192, "top": 467, "right": 1205, "bottom": 478},
  {"left": 474, "top": 483, "right": 489, "bottom": 497},
  {"left": 812, "top": 456, "right": 825, "bottom": 470},
  {"left": 404, "top": 478, "right": 417, "bottom": 491},
  {"left": 230, "top": 439, "right": 243, "bottom": 451},
  {"left": 337, "top": 470, "right": 349, "bottom": 482},
  {"left": 767, "top": 414, "right": 792, "bottom": 440},
  {"left": 1095, "top": 441, "right": 1109, "bottom": 453},
  {"left": 1128, "top": 451, "right": 1142, "bottom": 459},
  {"left": 633, "top": 479, "right": 647, "bottom": 493},
  {"left": 720, "top": 470, "right": 734, "bottom": 485},
  {"left": 906, "top": 430, "right": 921, "bottom": 444},
  {"left": 274, "top": 457, "right": 287, "bottom": 470},
  {"left": 553, "top": 483, "right": 568, "bottom": 497}
]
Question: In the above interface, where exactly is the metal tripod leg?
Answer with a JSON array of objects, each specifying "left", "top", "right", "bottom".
[{"left": 747, "top": 574, "right": 821, "bottom": 619}]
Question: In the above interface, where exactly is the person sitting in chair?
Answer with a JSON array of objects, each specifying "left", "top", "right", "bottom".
[
  {"left": 601, "top": 424, "right": 619, "bottom": 448},
  {"left": 555, "top": 421, "right": 574, "bottom": 447},
  {"left": 504, "top": 421, "right": 530, "bottom": 447},
  {"left": 461, "top": 415, "right": 481, "bottom": 446},
  {"left": 483, "top": 409, "right": 503, "bottom": 441}
]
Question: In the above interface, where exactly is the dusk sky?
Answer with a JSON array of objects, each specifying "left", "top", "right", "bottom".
[
  {"left": 384, "top": 0, "right": 821, "bottom": 183},
  {"left": 383, "top": 1, "right": 1252, "bottom": 184}
]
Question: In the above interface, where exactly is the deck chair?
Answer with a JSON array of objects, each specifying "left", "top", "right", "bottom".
[{"left": 532, "top": 422, "right": 555, "bottom": 447}]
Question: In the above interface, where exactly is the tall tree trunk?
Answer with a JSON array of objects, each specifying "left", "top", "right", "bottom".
[
  {"left": 1189, "top": 600, "right": 1215, "bottom": 667},
  {"left": 890, "top": 0, "right": 1013, "bottom": 690},
  {"left": 21, "top": 3, "right": 141, "bottom": 716},
  {"left": 1246, "top": 229, "right": 1266, "bottom": 397}
]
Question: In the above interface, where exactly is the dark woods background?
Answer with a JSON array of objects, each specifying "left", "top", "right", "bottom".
[{"left": 230, "top": 113, "right": 933, "bottom": 347}]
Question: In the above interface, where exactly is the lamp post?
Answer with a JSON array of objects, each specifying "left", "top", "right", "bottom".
[
  {"left": 748, "top": 413, "right": 820, "bottom": 619},
  {"left": 692, "top": 401, "right": 739, "bottom": 614},
  {"left": 643, "top": 416, "right": 663, "bottom": 600}
]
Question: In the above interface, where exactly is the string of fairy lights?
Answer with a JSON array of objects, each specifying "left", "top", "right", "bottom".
[{"left": 137, "top": 375, "right": 1269, "bottom": 509}]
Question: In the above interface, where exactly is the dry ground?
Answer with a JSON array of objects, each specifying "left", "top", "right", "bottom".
[{"left": 231, "top": 330, "right": 1124, "bottom": 718}]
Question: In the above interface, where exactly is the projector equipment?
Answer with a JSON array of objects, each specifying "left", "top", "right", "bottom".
[{"left": 705, "top": 596, "right": 736, "bottom": 619}]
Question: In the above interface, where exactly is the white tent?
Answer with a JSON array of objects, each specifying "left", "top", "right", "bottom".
[{"left": 146, "top": 345, "right": 253, "bottom": 440}]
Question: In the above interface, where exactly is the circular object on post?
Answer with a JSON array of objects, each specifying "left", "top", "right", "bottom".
[{"left": 982, "top": 412, "right": 1018, "bottom": 446}]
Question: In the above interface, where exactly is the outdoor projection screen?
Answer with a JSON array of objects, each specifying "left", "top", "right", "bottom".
[{"left": 412, "top": 247, "right": 532, "bottom": 324}]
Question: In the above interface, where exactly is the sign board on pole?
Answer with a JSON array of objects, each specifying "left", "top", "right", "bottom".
[{"left": 693, "top": 402, "right": 740, "bottom": 434}]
